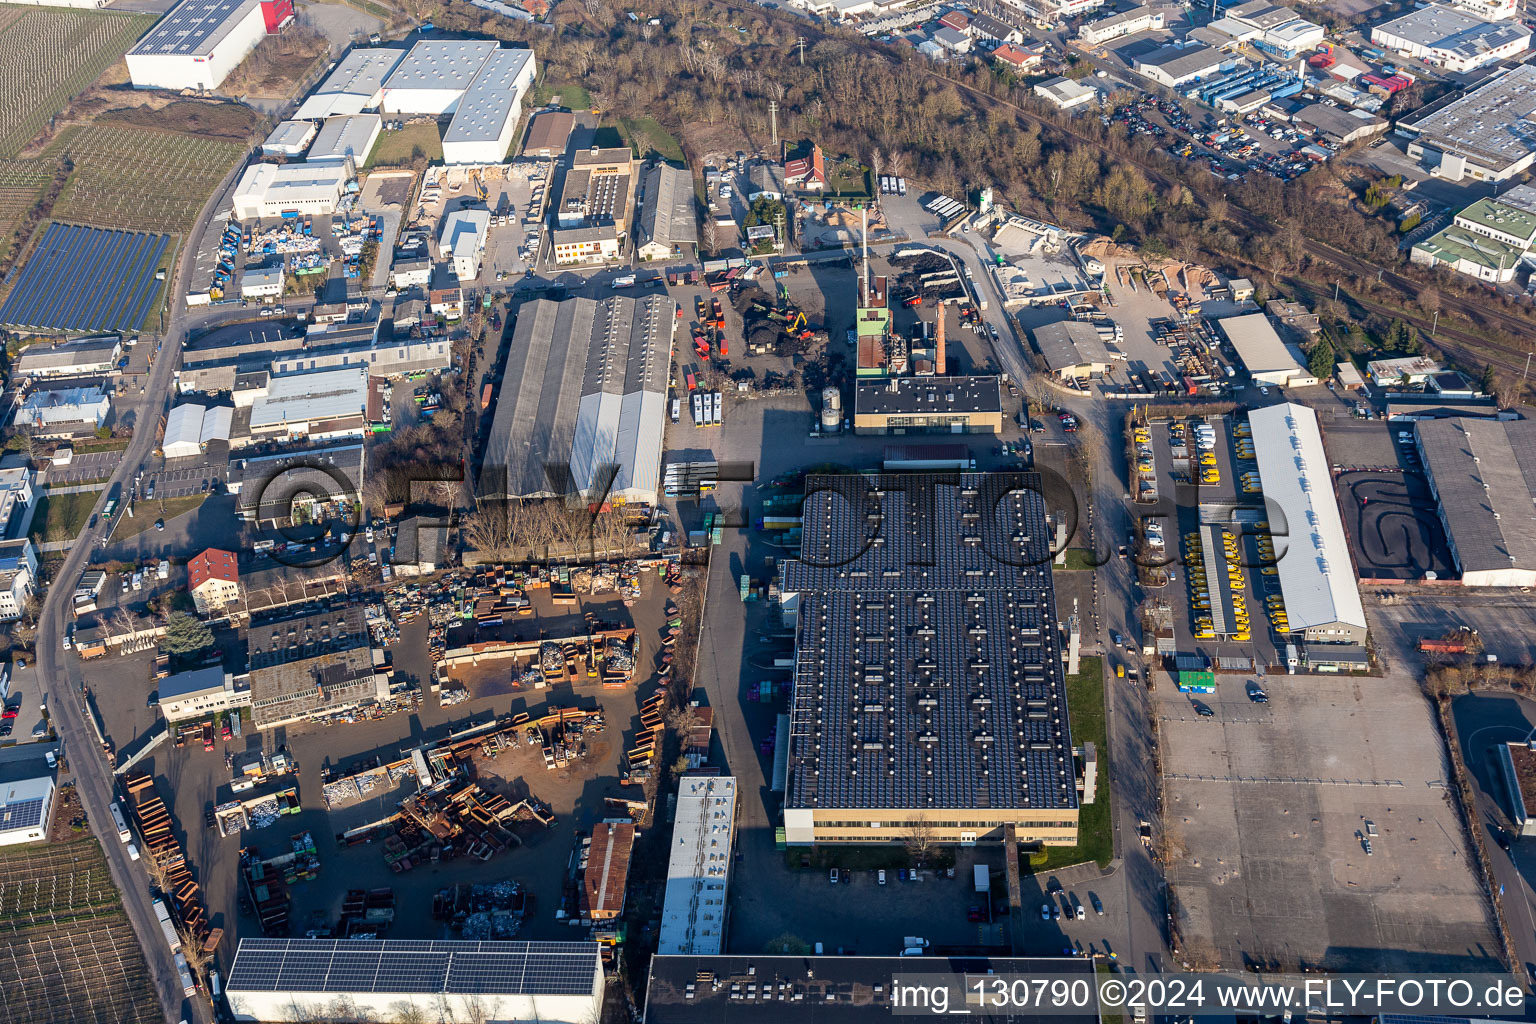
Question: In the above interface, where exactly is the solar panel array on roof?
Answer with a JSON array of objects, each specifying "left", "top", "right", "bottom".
[
  {"left": 0, "top": 797, "right": 45, "bottom": 833},
  {"left": 227, "top": 939, "right": 601, "bottom": 996},
  {"left": 129, "top": 0, "right": 260, "bottom": 56},
  {"left": 780, "top": 473, "right": 1076, "bottom": 813},
  {"left": 0, "top": 224, "right": 169, "bottom": 332}
]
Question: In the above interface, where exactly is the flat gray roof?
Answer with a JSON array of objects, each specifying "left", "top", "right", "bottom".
[
  {"left": 1138, "top": 42, "right": 1222, "bottom": 74},
  {"left": 383, "top": 39, "right": 498, "bottom": 93},
  {"left": 1293, "top": 101, "right": 1383, "bottom": 140},
  {"left": 1375, "top": 5, "right": 1529, "bottom": 59},
  {"left": 310, "top": 114, "right": 379, "bottom": 162},
  {"left": 1417, "top": 418, "right": 1536, "bottom": 575},
  {"left": 129, "top": 0, "right": 260, "bottom": 57},
  {"left": 443, "top": 48, "right": 535, "bottom": 145},
  {"left": 1033, "top": 319, "right": 1111, "bottom": 372},
  {"left": 1399, "top": 63, "right": 1536, "bottom": 169},
  {"left": 295, "top": 48, "right": 404, "bottom": 119}
]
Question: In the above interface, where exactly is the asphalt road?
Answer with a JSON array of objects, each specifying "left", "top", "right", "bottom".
[
  {"left": 1452, "top": 692, "right": 1536, "bottom": 983},
  {"left": 36, "top": 157, "right": 235, "bottom": 1024}
]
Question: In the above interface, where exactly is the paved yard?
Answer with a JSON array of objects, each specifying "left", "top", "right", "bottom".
[{"left": 1160, "top": 668, "right": 1498, "bottom": 972}]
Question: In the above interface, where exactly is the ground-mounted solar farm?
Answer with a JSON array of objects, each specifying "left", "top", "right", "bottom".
[
  {"left": 0, "top": 123, "right": 245, "bottom": 328},
  {"left": 0, "top": 5, "right": 155, "bottom": 160},
  {"left": 0, "top": 836, "right": 162, "bottom": 1024},
  {"left": 0, "top": 222, "right": 169, "bottom": 331}
]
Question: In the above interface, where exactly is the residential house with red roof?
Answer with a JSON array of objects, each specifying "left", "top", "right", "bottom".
[{"left": 188, "top": 548, "right": 241, "bottom": 616}]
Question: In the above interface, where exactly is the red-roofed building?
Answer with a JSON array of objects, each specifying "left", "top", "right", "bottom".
[
  {"left": 583, "top": 821, "right": 635, "bottom": 921},
  {"left": 938, "top": 9, "right": 970, "bottom": 32},
  {"left": 993, "top": 43, "right": 1042, "bottom": 71},
  {"left": 188, "top": 548, "right": 240, "bottom": 615},
  {"left": 784, "top": 142, "right": 827, "bottom": 191}
]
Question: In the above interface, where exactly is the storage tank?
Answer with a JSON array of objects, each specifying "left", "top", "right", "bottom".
[{"left": 821, "top": 386, "right": 842, "bottom": 432}]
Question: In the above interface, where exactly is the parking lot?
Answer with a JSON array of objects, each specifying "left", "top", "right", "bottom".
[
  {"left": 1159, "top": 668, "right": 1499, "bottom": 972},
  {"left": 142, "top": 457, "right": 229, "bottom": 500},
  {"left": 415, "top": 161, "right": 550, "bottom": 286},
  {"left": 1369, "top": 591, "right": 1536, "bottom": 668},
  {"left": 1138, "top": 413, "right": 1287, "bottom": 672}
]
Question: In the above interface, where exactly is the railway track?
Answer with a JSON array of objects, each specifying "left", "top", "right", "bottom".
[{"left": 715, "top": 1, "right": 1536, "bottom": 376}]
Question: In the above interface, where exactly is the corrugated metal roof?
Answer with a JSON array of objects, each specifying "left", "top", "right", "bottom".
[
  {"left": 164, "top": 403, "right": 206, "bottom": 453},
  {"left": 1249, "top": 403, "right": 1367, "bottom": 632},
  {"left": 479, "top": 295, "right": 674, "bottom": 503},
  {"left": 1417, "top": 418, "right": 1536, "bottom": 575},
  {"left": 250, "top": 366, "right": 367, "bottom": 429}
]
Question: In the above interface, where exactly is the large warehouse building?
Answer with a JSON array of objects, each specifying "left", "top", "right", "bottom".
[
  {"left": 778, "top": 472, "right": 1081, "bottom": 847},
  {"left": 1370, "top": 5, "right": 1530, "bottom": 73},
  {"left": 1248, "top": 403, "right": 1368, "bottom": 644},
  {"left": 225, "top": 939, "right": 604, "bottom": 1023},
  {"left": 479, "top": 295, "right": 676, "bottom": 506},
  {"left": 232, "top": 162, "right": 349, "bottom": 221},
  {"left": 308, "top": 114, "right": 382, "bottom": 165},
  {"left": 295, "top": 46, "right": 403, "bottom": 119},
  {"left": 441, "top": 47, "right": 537, "bottom": 164},
  {"left": 1416, "top": 418, "right": 1536, "bottom": 587},
  {"left": 126, "top": 0, "right": 293, "bottom": 91},
  {"left": 1398, "top": 64, "right": 1536, "bottom": 182},
  {"left": 1216, "top": 312, "right": 1316, "bottom": 387},
  {"left": 381, "top": 39, "right": 499, "bottom": 115}
]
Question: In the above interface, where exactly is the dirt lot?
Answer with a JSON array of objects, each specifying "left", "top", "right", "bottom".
[{"left": 83, "top": 574, "right": 679, "bottom": 955}]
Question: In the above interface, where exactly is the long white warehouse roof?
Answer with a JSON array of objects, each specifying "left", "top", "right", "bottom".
[{"left": 1249, "top": 403, "right": 1367, "bottom": 633}]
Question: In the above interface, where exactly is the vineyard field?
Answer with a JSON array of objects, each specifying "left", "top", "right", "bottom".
[
  {"left": 50, "top": 123, "right": 246, "bottom": 237},
  {"left": 0, "top": 7, "right": 155, "bottom": 159}
]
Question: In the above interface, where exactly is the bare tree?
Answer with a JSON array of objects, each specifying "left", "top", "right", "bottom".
[
  {"left": 8, "top": 428, "right": 36, "bottom": 462},
  {"left": 904, "top": 819, "right": 937, "bottom": 867},
  {"left": 1022, "top": 374, "right": 1057, "bottom": 419},
  {"left": 1068, "top": 418, "right": 1103, "bottom": 490}
]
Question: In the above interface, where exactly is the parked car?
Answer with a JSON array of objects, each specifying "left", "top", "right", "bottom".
[
  {"left": 829, "top": 868, "right": 839, "bottom": 885},
  {"left": 878, "top": 869, "right": 887, "bottom": 885}
]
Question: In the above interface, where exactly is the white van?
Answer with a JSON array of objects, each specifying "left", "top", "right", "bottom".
[{"left": 126, "top": 843, "right": 141, "bottom": 862}]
